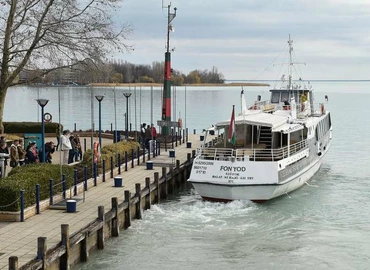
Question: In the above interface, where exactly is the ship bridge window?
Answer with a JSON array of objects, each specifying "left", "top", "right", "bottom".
[
  {"left": 281, "top": 92, "right": 289, "bottom": 103},
  {"left": 271, "top": 92, "right": 280, "bottom": 103}
]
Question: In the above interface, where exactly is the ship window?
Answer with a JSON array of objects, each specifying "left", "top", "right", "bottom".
[
  {"left": 281, "top": 92, "right": 289, "bottom": 103},
  {"left": 271, "top": 92, "right": 280, "bottom": 103}
]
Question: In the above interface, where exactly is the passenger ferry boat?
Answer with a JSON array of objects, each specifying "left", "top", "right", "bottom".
[{"left": 188, "top": 37, "right": 332, "bottom": 203}]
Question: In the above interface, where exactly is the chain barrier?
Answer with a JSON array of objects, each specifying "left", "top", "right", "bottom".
[{"left": 0, "top": 196, "right": 21, "bottom": 209}]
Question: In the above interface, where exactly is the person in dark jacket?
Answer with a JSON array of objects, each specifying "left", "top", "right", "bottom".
[
  {"left": 0, "top": 140, "right": 9, "bottom": 177},
  {"left": 26, "top": 142, "right": 38, "bottom": 164},
  {"left": 43, "top": 141, "right": 55, "bottom": 163}
]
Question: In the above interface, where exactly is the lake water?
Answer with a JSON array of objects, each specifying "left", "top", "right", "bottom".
[
  {"left": 6, "top": 81, "right": 370, "bottom": 269},
  {"left": 5, "top": 80, "right": 365, "bottom": 133}
]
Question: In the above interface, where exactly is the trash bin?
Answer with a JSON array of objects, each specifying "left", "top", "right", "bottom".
[
  {"left": 66, "top": 200, "right": 77, "bottom": 213},
  {"left": 169, "top": 149, "right": 175, "bottom": 158},
  {"left": 113, "top": 130, "right": 121, "bottom": 143},
  {"left": 114, "top": 176, "right": 123, "bottom": 187},
  {"left": 186, "top": 141, "right": 192, "bottom": 148},
  {"left": 146, "top": 161, "right": 154, "bottom": 170},
  {"left": 200, "top": 135, "right": 204, "bottom": 141}
]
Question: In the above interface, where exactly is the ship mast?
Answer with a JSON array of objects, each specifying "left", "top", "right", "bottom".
[{"left": 288, "top": 34, "right": 293, "bottom": 90}]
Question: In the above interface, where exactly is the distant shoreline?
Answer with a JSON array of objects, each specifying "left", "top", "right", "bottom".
[{"left": 90, "top": 82, "right": 270, "bottom": 87}]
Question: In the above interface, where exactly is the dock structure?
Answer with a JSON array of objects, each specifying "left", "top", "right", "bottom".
[{"left": 0, "top": 133, "right": 209, "bottom": 270}]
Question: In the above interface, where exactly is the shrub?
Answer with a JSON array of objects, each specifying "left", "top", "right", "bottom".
[
  {"left": 0, "top": 163, "right": 74, "bottom": 211},
  {"left": 3, "top": 122, "right": 62, "bottom": 133},
  {"left": 75, "top": 140, "right": 141, "bottom": 176}
]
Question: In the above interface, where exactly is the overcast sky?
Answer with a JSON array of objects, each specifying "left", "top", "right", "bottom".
[{"left": 114, "top": 0, "right": 370, "bottom": 80}]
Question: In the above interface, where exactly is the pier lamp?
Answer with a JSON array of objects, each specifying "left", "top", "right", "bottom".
[
  {"left": 95, "top": 95, "right": 104, "bottom": 148},
  {"left": 123, "top": 93, "right": 132, "bottom": 139},
  {"left": 36, "top": 98, "right": 49, "bottom": 163}
]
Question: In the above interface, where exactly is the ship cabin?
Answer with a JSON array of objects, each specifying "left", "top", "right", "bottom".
[
  {"left": 204, "top": 113, "right": 308, "bottom": 162},
  {"left": 200, "top": 89, "right": 316, "bottom": 162}
]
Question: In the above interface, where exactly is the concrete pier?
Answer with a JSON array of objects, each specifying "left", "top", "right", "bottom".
[{"left": 0, "top": 134, "right": 208, "bottom": 269}]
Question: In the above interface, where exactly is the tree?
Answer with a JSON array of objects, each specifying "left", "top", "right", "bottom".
[
  {"left": 0, "top": 0, "right": 132, "bottom": 132},
  {"left": 185, "top": 70, "right": 201, "bottom": 84}
]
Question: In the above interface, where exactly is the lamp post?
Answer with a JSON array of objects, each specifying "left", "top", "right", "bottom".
[
  {"left": 123, "top": 93, "right": 132, "bottom": 139},
  {"left": 95, "top": 95, "right": 104, "bottom": 148},
  {"left": 36, "top": 99, "right": 49, "bottom": 163}
]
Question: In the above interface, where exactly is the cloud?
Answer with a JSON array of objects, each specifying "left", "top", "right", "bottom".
[{"left": 114, "top": 0, "right": 370, "bottom": 79}]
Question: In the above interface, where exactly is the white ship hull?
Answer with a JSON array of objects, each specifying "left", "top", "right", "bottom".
[{"left": 189, "top": 153, "right": 325, "bottom": 203}]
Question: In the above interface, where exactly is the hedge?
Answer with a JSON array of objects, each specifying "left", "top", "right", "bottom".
[
  {"left": 3, "top": 122, "right": 62, "bottom": 133},
  {"left": 75, "top": 140, "right": 141, "bottom": 179},
  {"left": 0, "top": 164, "right": 74, "bottom": 211},
  {"left": 0, "top": 141, "right": 141, "bottom": 212}
]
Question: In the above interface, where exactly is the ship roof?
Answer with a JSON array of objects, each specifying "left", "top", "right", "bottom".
[{"left": 216, "top": 112, "right": 287, "bottom": 129}]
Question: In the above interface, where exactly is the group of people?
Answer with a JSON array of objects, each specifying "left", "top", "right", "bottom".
[
  {"left": 140, "top": 123, "right": 157, "bottom": 149},
  {"left": 0, "top": 137, "right": 56, "bottom": 177},
  {"left": 59, "top": 130, "right": 82, "bottom": 164}
]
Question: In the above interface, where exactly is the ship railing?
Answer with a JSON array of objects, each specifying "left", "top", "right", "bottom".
[{"left": 197, "top": 140, "right": 308, "bottom": 162}]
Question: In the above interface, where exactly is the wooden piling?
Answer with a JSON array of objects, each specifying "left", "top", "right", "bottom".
[
  {"left": 176, "top": 160, "right": 181, "bottom": 187},
  {"left": 154, "top": 172, "right": 160, "bottom": 203},
  {"left": 60, "top": 224, "right": 70, "bottom": 270},
  {"left": 135, "top": 183, "right": 142, "bottom": 219},
  {"left": 111, "top": 197, "right": 119, "bottom": 237},
  {"left": 145, "top": 177, "right": 151, "bottom": 210},
  {"left": 37, "top": 237, "right": 47, "bottom": 269},
  {"left": 124, "top": 190, "right": 131, "bottom": 229},
  {"left": 97, "top": 206, "right": 105, "bottom": 250},
  {"left": 80, "top": 231, "right": 88, "bottom": 262},
  {"left": 8, "top": 256, "right": 18, "bottom": 270}
]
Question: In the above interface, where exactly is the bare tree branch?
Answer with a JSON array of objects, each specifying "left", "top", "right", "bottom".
[{"left": 0, "top": 0, "right": 133, "bottom": 131}]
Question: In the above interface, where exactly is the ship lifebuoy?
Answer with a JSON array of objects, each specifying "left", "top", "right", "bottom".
[
  {"left": 93, "top": 142, "right": 100, "bottom": 162},
  {"left": 321, "top": 103, "right": 325, "bottom": 114},
  {"left": 178, "top": 117, "right": 183, "bottom": 129}
]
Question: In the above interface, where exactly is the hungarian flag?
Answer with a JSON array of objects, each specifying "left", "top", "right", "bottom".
[{"left": 228, "top": 105, "right": 236, "bottom": 145}]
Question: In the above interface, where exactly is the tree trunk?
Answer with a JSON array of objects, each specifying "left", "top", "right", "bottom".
[{"left": 0, "top": 85, "right": 8, "bottom": 134}]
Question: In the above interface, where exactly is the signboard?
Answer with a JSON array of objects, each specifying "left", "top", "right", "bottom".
[
  {"left": 190, "top": 159, "right": 278, "bottom": 185},
  {"left": 24, "top": 133, "right": 42, "bottom": 149},
  {"left": 157, "top": 120, "right": 179, "bottom": 128}
]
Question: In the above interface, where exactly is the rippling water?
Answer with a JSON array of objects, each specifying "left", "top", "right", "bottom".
[{"left": 8, "top": 81, "right": 369, "bottom": 269}]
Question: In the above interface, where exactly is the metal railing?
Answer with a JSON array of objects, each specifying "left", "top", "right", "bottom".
[{"left": 197, "top": 139, "right": 308, "bottom": 162}]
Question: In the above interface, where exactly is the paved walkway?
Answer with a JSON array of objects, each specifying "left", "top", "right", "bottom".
[{"left": 0, "top": 134, "right": 206, "bottom": 269}]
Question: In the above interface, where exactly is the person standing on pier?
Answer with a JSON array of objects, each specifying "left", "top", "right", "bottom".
[
  {"left": 151, "top": 123, "right": 157, "bottom": 140},
  {"left": 145, "top": 124, "right": 152, "bottom": 149},
  {"left": 61, "top": 130, "right": 72, "bottom": 164},
  {"left": 0, "top": 140, "right": 9, "bottom": 176},
  {"left": 17, "top": 139, "right": 26, "bottom": 166},
  {"left": 9, "top": 139, "right": 19, "bottom": 167}
]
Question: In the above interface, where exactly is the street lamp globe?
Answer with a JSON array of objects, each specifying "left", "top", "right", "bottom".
[
  {"left": 36, "top": 98, "right": 49, "bottom": 107},
  {"left": 95, "top": 95, "right": 104, "bottom": 102}
]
